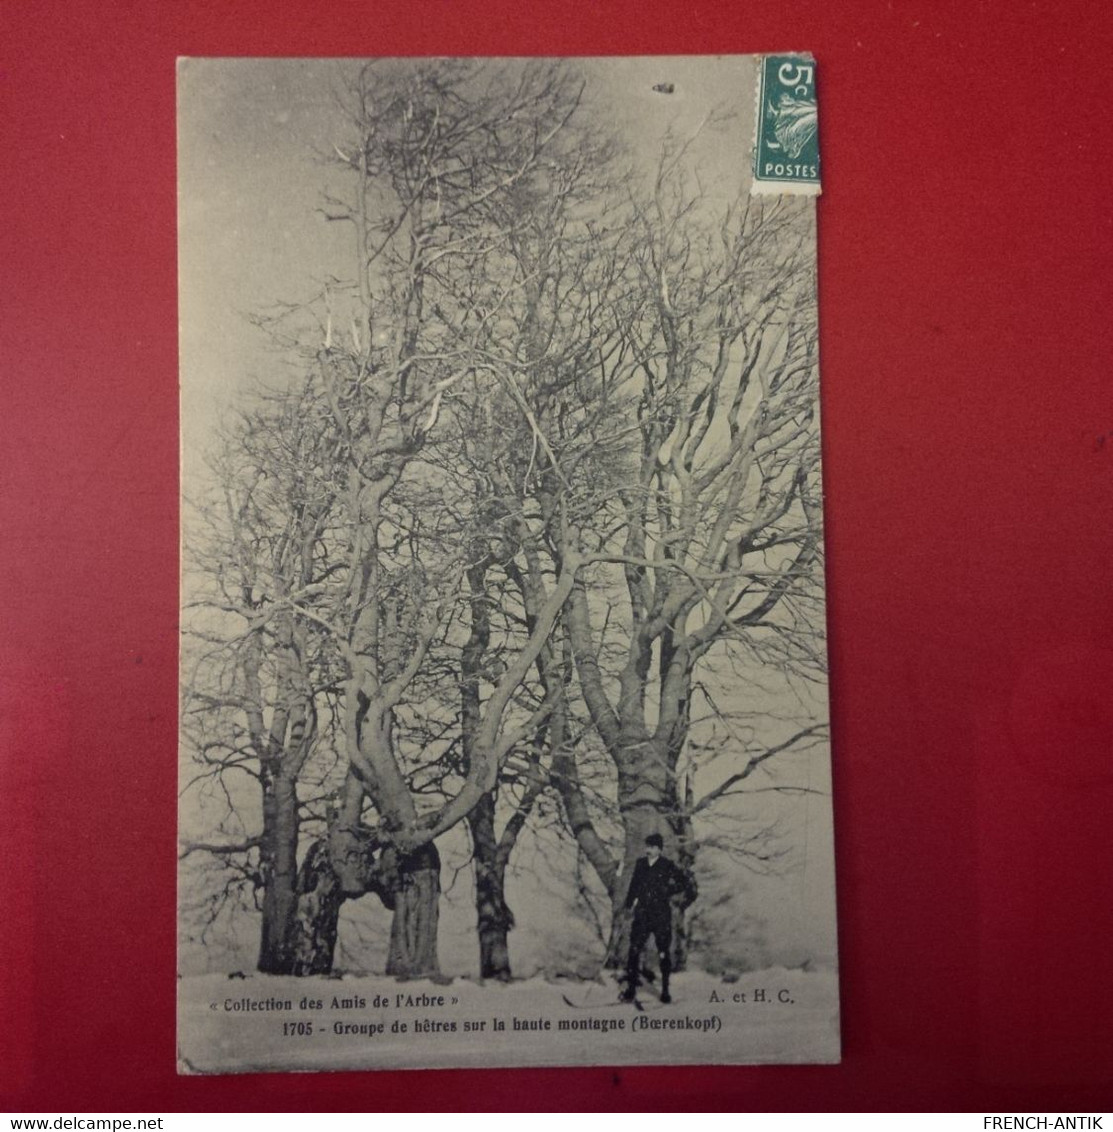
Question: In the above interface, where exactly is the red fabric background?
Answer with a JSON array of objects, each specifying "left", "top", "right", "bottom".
[{"left": 3, "top": 0, "right": 1112, "bottom": 1111}]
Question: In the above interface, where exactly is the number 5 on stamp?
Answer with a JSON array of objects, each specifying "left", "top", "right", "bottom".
[{"left": 752, "top": 54, "right": 821, "bottom": 195}]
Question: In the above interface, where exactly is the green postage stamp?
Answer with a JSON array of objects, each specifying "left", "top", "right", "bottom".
[{"left": 752, "top": 54, "right": 821, "bottom": 195}]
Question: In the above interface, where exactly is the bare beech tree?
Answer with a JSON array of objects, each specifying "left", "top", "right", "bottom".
[
  {"left": 426, "top": 118, "right": 631, "bottom": 978},
  {"left": 543, "top": 153, "right": 828, "bottom": 967},
  {"left": 180, "top": 380, "right": 345, "bottom": 974}
]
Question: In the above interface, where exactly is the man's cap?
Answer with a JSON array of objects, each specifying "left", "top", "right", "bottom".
[{"left": 645, "top": 833, "right": 664, "bottom": 848}]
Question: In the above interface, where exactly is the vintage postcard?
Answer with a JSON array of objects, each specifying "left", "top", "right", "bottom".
[{"left": 177, "top": 55, "right": 838, "bottom": 1072}]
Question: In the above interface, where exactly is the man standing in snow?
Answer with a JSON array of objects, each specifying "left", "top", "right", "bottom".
[{"left": 620, "top": 833, "right": 697, "bottom": 1003}]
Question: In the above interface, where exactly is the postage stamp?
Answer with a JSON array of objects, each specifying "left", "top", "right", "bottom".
[{"left": 752, "top": 54, "right": 821, "bottom": 195}]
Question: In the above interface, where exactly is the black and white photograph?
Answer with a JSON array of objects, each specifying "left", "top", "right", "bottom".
[{"left": 176, "top": 55, "right": 839, "bottom": 1072}]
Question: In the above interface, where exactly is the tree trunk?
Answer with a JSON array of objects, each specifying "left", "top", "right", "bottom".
[
  {"left": 672, "top": 773, "right": 696, "bottom": 972},
  {"left": 552, "top": 745, "right": 619, "bottom": 899},
  {"left": 468, "top": 792, "right": 513, "bottom": 981},
  {"left": 257, "top": 769, "right": 300, "bottom": 974},
  {"left": 289, "top": 839, "right": 346, "bottom": 975},
  {"left": 280, "top": 818, "right": 442, "bottom": 978},
  {"left": 384, "top": 841, "right": 441, "bottom": 978}
]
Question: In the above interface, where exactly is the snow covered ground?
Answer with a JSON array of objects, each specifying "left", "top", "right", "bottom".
[{"left": 178, "top": 966, "right": 839, "bottom": 1073}]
